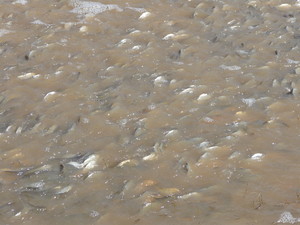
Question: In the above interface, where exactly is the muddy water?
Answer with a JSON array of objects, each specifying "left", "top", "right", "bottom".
[{"left": 1, "top": 0, "right": 300, "bottom": 224}]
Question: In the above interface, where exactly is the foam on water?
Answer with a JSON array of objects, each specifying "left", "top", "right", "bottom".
[
  {"left": 70, "top": 0, "right": 122, "bottom": 16},
  {"left": 242, "top": 98, "right": 256, "bottom": 107},
  {"left": 0, "top": 29, "right": 11, "bottom": 37},
  {"left": 70, "top": 0, "right": 145, "bottom": 16},
  {"left": 220, "top": 64, "right": 241, "bottom": 71},
  {"left": 31, "top": 20, "right": 48, "bottom": 25},
  {"left": 277, "top": 212, "right": 300, "bottom": 224},
  {"left": 287, "top": 59, "right": 300, "bottom": 64},
  {"left": 13, "top": 0, "right": 27, "bottom": 5}
]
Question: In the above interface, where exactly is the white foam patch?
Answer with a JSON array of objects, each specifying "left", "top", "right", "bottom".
[
  {"left": 220, "top": 64, "right": 241, "bottom": 71},
  {"left": 13, "top": 0, "right": 27, "bottom": 5},
  {"left": 287, "top": 59, "right": 300, "bottom": 64},
  {"left": 0, "top": 29, "right": 11, "bottom": 37},
  {"left": 203, "top": 117, "right": 214, "bottom": 123},
  {"left": 31, "top": 20, "right": 48, "bottom": 25},
  {"left": 277, "top": 212, "right": 300, "bottom": 224},
  {"left": 70, "top": 0, "right": 122, "bottom": 16},
  {"left": 242, "top": 98, "right": 256, "bottom": 107}
]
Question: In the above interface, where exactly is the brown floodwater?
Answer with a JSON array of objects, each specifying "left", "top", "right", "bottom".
[{"left": 1, "top": 0, "right": 300, "bottom": 224}]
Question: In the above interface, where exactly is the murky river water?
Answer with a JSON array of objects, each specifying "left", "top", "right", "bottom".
[{"left": 1, "top": 0, "right": 300, "bottom": 224}]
